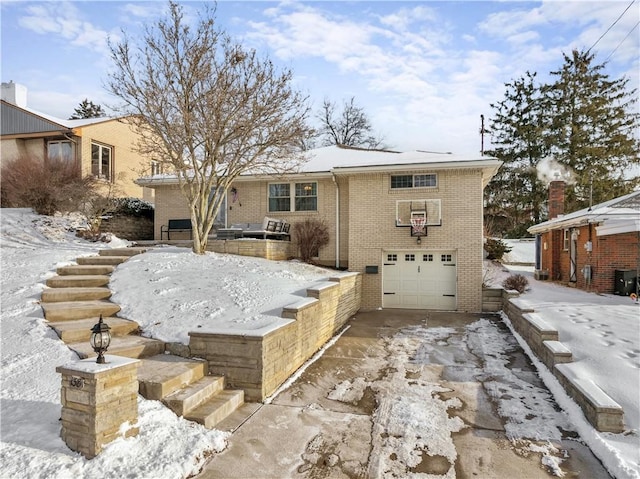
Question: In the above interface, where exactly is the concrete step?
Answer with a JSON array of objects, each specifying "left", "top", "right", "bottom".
[
  {"left": 56, "top": 264, "right": 115, "bottom": 276},
  {"left": 41, "top": 287, "right": 112, "bottom": 303},
  {"left": 76, "top": 256, "right": 131, "bottom": 266},
  {"left": 46, "top": 275, "right": 111, "bottom": 288},
  {"left": 214, "top": 402, "right": 262, "bottom": 433},
  {"left": 48, "top": 317, "right": 139, "bottom": 343},
  {"left": 163, "top": 375, "right": 225, "bottom": 417},
  {"left": 69, "top": 335, "right": 165, "bottom": 360},
  {"left": 99, "top": 247, "right": 148, "bottom": 257},
  {"left": 137, "top": 354, "right": 207, "bottom": 400},
  {"left": 185, "top": 390, "right": 245, "bottom": 429},
  {"left": 41, "top": 300, "right": 120, "bottom": 322}
]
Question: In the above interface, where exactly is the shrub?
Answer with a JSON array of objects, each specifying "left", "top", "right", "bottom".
[
  {"left": 293, "top": 218, "right": 330, "bottom": 263},
  {"left": 109, "top": 197, "right": 154, "bottom": 219},
  {"left": 1, "top": 156, "right": 95, "bottom": 215},
  {"left": 484, "top": 238, "right": 512, "bottom": 261},
  {"left": 502, "top": 274, "right": 529, "bottom": 293}
]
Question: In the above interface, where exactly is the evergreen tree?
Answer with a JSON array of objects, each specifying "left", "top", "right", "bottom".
[
  {"left": 486, "top": 50, "right": 640, "bottom": 236},
  {"left": 485, "top": 72, "right": 548, "bottom": 237},
  {"left": 543, "top": 49, "right": 639, "bottom": 211},
  {"left": 69, "top": 99, "right": 106, "bottom": 119}
]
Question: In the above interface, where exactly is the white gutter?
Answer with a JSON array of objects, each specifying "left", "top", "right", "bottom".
[{"left": 332, "top": 172, "right": 340, "bottom": 269}]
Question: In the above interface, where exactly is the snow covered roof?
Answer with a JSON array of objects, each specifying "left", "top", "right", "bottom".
[
  {"left": 296, "top": 145, "right": 500, "bottom": 173},
  {"left": 137, "top": 145, "right": 502, "bottom": 187},
  {"left": 528, "top": 189, "right": 640, "bottom": 235}
]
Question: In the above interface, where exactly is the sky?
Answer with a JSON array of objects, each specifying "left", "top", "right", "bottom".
[
  {"left": 1, "top": 1, "right": 639, "bottom": 155},
  {"left": 1, "top": 209, "right": 638, "bottom": 478}
]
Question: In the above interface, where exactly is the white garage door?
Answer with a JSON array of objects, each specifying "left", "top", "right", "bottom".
[{"left": 382, "top": 251, "right": 457, "bottom": 310}]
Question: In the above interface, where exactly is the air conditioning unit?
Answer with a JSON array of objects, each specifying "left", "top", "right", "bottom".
[{"left": 614, "top": 269, "right": 637, "bottom": 296}]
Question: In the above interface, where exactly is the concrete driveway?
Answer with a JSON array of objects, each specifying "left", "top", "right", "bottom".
[{"left": 196, "top": 310, "right": 611, "bottom": 479}]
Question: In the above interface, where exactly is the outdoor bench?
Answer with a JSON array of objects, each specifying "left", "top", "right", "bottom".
[{"left": 161, "top": 219, "right": 192, "bottom": 240}]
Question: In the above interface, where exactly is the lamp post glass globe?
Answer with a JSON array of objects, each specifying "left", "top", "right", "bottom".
[{"left": 90, "top": 315, "right": 111, "bottom": 364}]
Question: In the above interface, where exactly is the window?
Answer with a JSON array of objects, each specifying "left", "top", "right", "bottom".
[
  {"left": 91, "top": 142, "right": 113, "bottom": 179},
  {"left": 563, "top": 229, "right": 570, "bottom": 251},
  {"left": 150, "top": 160, "right": 162, "bottom": 176},
  {"left": 441, "top": 254, "right": 452, "bottom": 262},
  {"left": 391, "top": 174, "right": 437, "bottom": 189},
  {"left": 47, "top": 140, "right": 73, "bottom": 161},
  {"left": 405, "top": 254, "right": 415, "bottom": 261},
  {"left": 387, "top": 254, "right": 397, "bottom": 262},
  {"left": 269, "top": 182, "right": 317, "bottom": 212},
  {"left": 423, "top": 254, "right": 433, "bottom": 262}
]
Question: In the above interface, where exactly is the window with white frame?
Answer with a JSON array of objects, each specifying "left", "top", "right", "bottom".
[
  {"left": 47, "top": 140, "right": 74, "bottom": 162},
  {"left": 91, "top": 141, "right": 113, "bottom": 180},
  {"left": 563, "top": 229, "right": 569, "bottom": 250},
  {"left": 269, "top": 181, "right": 317, "bottom": 212},
  {"left": 391, "top": 174, "right": 437, "bottom": 189},
  {"left": 150, "top": 160, "right": 162, "bottom": 176}
]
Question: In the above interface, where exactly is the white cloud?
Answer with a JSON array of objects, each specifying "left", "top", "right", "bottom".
[{"left": 17, "top": 2, "right": 114, "bottom": 56}]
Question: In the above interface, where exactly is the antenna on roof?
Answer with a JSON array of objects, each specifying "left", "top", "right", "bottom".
[{"left": 480, "top": 114, "right": 487, "bottom": 156}]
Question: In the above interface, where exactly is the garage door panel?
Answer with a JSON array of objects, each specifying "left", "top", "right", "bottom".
[{"left": 383, "top": 250, "right": 456, "bottom": 310}]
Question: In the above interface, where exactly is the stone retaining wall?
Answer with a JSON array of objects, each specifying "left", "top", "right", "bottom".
[
  {"left": 189, "top": 272, "right": 361, "bottom": 401},
  {"left": 206, "top": 238, "right": 295, "bottom": 261},
  {"left": 502, "top": 292, "right": 624, "bottom": 433},
  {"left": 100, "top": 215, "right": 154, "bottom": 241}
]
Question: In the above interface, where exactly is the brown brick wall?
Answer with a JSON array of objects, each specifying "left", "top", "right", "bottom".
[{"left": 538, "top": 225, "right": 639, "bottom": 294}]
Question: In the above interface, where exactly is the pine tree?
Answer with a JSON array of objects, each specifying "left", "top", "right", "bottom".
[
  {"left": 543, "top": 49, "right": 640, "bottom": 211},
  {"left": 485, "top": 72, "right": 548, "bottom": 237},
  {"left": 69, "top": 99, "right": 106, "bottom": 119}
]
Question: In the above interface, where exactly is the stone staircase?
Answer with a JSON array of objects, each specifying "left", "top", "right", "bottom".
[{"left": 42, "top": 246, "right": 247, "bottom": 430}]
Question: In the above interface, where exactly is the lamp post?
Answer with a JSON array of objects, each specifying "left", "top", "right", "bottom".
[{"left": 90, "top": 315, "right": 111, "bottom": 364}]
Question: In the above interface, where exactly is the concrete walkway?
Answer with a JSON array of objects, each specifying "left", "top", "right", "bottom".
[{"left": 196, "top": 310, "right": 611, "bottom": 479}]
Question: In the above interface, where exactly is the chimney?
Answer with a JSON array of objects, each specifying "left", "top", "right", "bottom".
[
  {"left": 1, "top": 81, "right": 27, "bottom": 108},
  {"left": 548, "top": 180, "right": 565, "bottom": 219}
]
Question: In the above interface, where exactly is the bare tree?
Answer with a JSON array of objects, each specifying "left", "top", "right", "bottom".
[
  {"left": 318, "top": 97, "right": 385, "bottom": 149},
  {"left": 106, "top": 2, "right": 312, "bottom": 253}
]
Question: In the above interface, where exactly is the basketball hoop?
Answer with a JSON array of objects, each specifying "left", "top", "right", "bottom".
[{"left": 410, "top": 216, "right": 427, "bottom": 236}]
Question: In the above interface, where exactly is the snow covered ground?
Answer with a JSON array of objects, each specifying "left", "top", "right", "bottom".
[{"left": 1, "top": 209, "right": 638, "bottom": 478}]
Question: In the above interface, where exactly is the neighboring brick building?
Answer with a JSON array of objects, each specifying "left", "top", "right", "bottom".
[
  {"left": 1, "top": 81, "right": 154, "bottom": 202},
  {"left": 139, "top": 145, "right": 502, "bottom": 311},
  {"left": 529, "top": 186, "right": 640, "bottom": 295}
]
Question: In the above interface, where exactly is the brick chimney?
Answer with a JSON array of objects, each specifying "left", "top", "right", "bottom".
[{"left": 548, "top": 180, "right": 565, "bottom": 219}]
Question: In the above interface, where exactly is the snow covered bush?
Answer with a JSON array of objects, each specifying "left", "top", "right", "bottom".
[
  {"left": 110, "top": 197, "right": 154, "bottom": 219},
  {"left": 502, "top": 274, "right": 529, "bottom": 293}
]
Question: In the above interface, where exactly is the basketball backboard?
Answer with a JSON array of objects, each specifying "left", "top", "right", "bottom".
[{"left": 395, "top": 199, "right": 441, "bottom": 227}]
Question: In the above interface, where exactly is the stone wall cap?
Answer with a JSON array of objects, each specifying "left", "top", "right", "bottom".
[
  {"left": 307, "top": 281, "right": 339, "bottom": 293},
  {"left": 188, "top": 317, "right": 294, "bottom": 338},
  {"left": 330, "top": 272, "right": 359, "bottom": 280},
  {"left": 56, "top": 355, "right": 140, "bottom": 375}
]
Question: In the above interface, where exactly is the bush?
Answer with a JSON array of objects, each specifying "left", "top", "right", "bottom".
[
  {"left": 1, "top": 156, "right": 95, "bottom": 215},
  {"left": 293, "top": 218, "right": 330, "bottom": 263},
  {"left": 502, "top": 274, "right": 529, "bottom": 293},
  {"left": 484, "top": 238, "right": 512, "bottom": 261},
  {"left": 109, "top": 197, "right": 154, "bottom": 219}
]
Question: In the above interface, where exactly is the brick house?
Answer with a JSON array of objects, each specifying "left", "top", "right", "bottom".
[
  {"left": 528, "top": 181, "right": 640, "bottom": 295},
  {"left": 140, "top": 145, "right": 501, "bottom": 311},
  {"left": 1, "top": 82, "right": 154, "bottom": 202}
]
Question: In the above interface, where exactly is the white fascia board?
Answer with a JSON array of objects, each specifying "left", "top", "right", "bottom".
[{"left": 330, "top": 159, "right": 502, "bottom": 175}]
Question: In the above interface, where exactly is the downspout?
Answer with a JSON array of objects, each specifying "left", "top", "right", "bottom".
[{"left": 332, "top": 173, "right": 340, "bottom": 269}]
